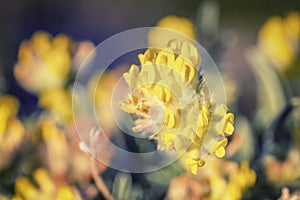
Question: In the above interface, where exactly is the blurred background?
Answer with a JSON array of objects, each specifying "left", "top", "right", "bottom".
[
  {"left": 0, "top": 0, "right": 298, "bottom": 116},
  {"left": 0, "top": 0, "right": 300, "bottom": 199}
]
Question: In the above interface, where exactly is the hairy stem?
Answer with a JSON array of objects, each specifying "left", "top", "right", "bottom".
[{"left": 90, "top": 157, "right": 114, "bottom": 200}]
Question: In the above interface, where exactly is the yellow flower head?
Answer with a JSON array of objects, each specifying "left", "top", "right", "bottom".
[
  {"left": 168, "top": 159, "right": 256, "bottom": 200},
  {"left": 13, "top": 168, "right": 78, "bottom": 200},
  {"left": 37, "top": 116, "right": 96, "bottom": 183},
  {"left": 39, "top": 88, "right": 73, "bottom": 122},
  {"left": 0, "top": 95, "right": 24, "bottom": 169},
  {"left": 120, "top": 38, "right": 234, "bottom": 174},
  {"left": 227, "top": 161, "right": 256, "bottom": 199},
  {"left": 258, "top": 11, "right": 300, "bottom": 70},
  {"left": 14, "top": 31, "right": 72, "bottom": 93},
  {"left": 0, "top": 95, "right": 19, "bottom": 135},
  {"left": 41, "top": 119, "right": 69, "bottom": 178},
  {"left": 89, "top": 67, "right": 126, "bottom": 131},
  {"left": 149, "top": 15, "right": 196, "bottom": 49}
]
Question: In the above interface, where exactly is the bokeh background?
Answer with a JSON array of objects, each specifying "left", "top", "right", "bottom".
[
  {"left": 0, "top": 0, "right": 300, "bottom": 199},
  {"left": 0, "top": 0, "right": 299, "bottom": 116}
]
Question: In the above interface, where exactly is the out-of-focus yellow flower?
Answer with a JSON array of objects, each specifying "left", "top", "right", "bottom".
[
  {"left": 154, "top": 15, "right": 196, "bottom": 38},
  {"left": 89, "top": 67, "right": 127, "bottom": 131},
  {"left": 167, "top": 174, "right": 210, "bottom": 200},
  {"left": 258, "top": 11, "right": 300, "bottom": 70},
  {"left": 264, "top": 148, "right": 300, "bottom": 186},
  {"left": 0, "top": 95, "right": 19, "bottom": 136},
  {"left": 41, "top": 119, "right": 69, "bottom": 180},
  {"left": 149, "top": 15, "right": 196, "bottom": 48},
  {"left": 39, "top": 88, "right": 73, "bottom": 122},
  {"left": 38, "top": 115, "right": 112, "bottom": 184},
  {"left": 56, "top": 186, "right": 78, "bottom": 200},
  {"left": 0, "top": 95, "right": 24, "bottom": 169},
  {"left": 169, "top": 158, "right": 256, "bottom": 200},
  {"left": 226, "top": 161, "right": 256, "bottom": 200},
  {"left": 205, "top": 159, "right": 256, "bottom": 200},
  {"left": 14, "top": 31, "right": 72, "bottom": 93},
  {"left": 13, "top": 168, "right": 79, "bottom": 200},
  {"left": 120, "top": 40, "right": 234, "bottom": 175}
]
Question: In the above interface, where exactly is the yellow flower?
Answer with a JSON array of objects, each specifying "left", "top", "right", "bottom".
[
  {"left": 14, "top": 31, "right": 72, "bottom": 93},
  {"left": 0, "top": 95, "right": 24, "bottom": 169},
  {"left": 227, "top": 161, "right": 256, "bottom": 199},
  {"left": 13, "top": 168, "right": 79, "bottom": 200},
  {"left": 41, "top": 119, "right": 69, "bottom": 179},
  {"left": 38, "top": 116, "right": 112, "bottom": 183},
  {"left": 198, "top": 158, "right": 256, "bottom": 200},
  {"left": 148, "top": 15, "right": 196, "bottom": 49},
  {"left": 185, "top": 157, "right": 206, "bottom": 175},
  {"left": 168, "top": 159, "right": 256, "bottom": 200},
  {"left": 0, "top": 95, "right": 19, "bottom": 135},
  {"left": 211, "top": 138, "right": 228, "bottom": 158},
  {"left": 89, "top": 67, "right": 126, "bottom": 131},
  {"left": 56, "top": 186, "right": 77, "bottom": 200},
  {"left": 120, "top": 40, "right": 234, "bottom": 175},
  {"left": 39, "top": 88, "right": 73, "bottom": 122},
  {"left": 263, "top": 148, "right": 300, "bottom": 186},
  {"left": 210, "top": 173, "right": 228, "bottom": 200},
  {"left": 258, "top": 11, "right": 300, "bottom": 70}
]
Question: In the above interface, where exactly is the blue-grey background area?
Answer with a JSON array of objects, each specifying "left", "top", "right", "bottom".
[{"left": 0, "top": 0, "right": 299, "bottom": 116}]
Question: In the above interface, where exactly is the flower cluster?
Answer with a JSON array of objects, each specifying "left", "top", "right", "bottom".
[
  {"left": 13, "top": 168, "right": 77, "bottom": 200},
  {"left": 14, "top": 31, "right": 72, "bottom": 92},
  {"left": 258, "top": 11, "right": 300, "bottom": 70},
  {"left": 264, "top": 148, "right": 300, "bottom": 186},
  {"left": 148, "top": 15, "right": 196, "bottom": 48},
  {"left": 0, "top": 95, "right": 24, "bottom": 170},
  {"left": 2, "top": 10, "right": 298, "bottom": 199},
  {"left": 0, "top": 31, "right": 113, "bottom": 200},
  {"left": 120, "top": 38, "right": 234, "bottom": 174},
  {"left": 167, "top": 159, "right": 256, "bottom": 200}
]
